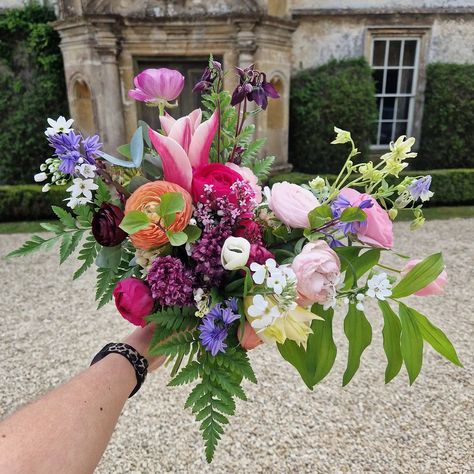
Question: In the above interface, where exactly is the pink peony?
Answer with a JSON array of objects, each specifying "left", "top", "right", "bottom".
[
  {"left": 113, "top": 278, "right": 154, "bottom": 327},
  {"left": 339, "top": 188, "right": 393, "bottom": 249},
  {"left": 247, "top": 244, "right": 274, "bottom": 266},
  {"left": 401, "top": 259, "right": 448, "bottom": 296},
  {"left": 268, "top": 181, "right": 319, "bottom": 228},
  {"left": 128, "top": 68, "right": 185, "bottom": 104},
  {"left": 238, "top": 321, "right": 263, "bottom": 350},
  {"left": 226, "top": 162, "right": 262, "bottom": 203},
  {"left": 291, "top": 241, "right": 341, "bottom": 307}
]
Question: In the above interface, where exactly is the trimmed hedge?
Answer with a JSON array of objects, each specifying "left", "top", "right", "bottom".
[
  {"left": 289, "top": 58, "right": 378, "bottom": 174},
  {"left": 0, "top": 5, "right": 68, "bottom": 184},
  {"left": 418, "top": 63, "right": 474, "bottom": 170},
  {"left": 0, "top": 185, "right": 67, "bottom": 222},
  {"left": 269, "top": 169, "right": 474, "bottom": 207}
]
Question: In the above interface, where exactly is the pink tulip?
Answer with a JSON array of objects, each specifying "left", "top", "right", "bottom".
[
  {"left": 128, "top": 68, "right": 185, "bottom": 104},
  {"left": 401, "top": 259, "right": 448, "bottom": 296},
  {"left": 148, "top": 109, "right": 219, "bottom": 192}
]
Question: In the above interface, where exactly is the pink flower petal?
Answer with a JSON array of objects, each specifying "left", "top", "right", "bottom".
[
  {"left": 188, "top": 109, "right": 202, "bottom": 133},
  {"left": 148, "top": 129, "right": 193, "bottom": 192},
  {"left": 188, "top": 109, "right": 219, "bottom": 170},
  {"left": 128, "top": 89, "right": 151, "bottom": 102},
  {"left": 159, "top": 112, "right": 176, "bottom": 136},
  {"left": 168, "top": 116, "right": 192, "bottom": 154}
]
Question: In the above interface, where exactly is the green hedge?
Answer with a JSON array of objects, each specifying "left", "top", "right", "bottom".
[
  {"left": 269, "top": 169, "right": 474, "bottom": 207},
  {"left": 289, "top": 58, "right": 378, "bottom": 174},
  {"left": 0, "top": 185, "right": 67, "bottom": 222},
  {"left": 418, "top": 64, "right": 474, "bottom": 170},
  {"left": 0, "top": 5, "right": 68, "bottom": 184}
]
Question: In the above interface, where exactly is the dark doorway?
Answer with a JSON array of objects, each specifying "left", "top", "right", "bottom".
[{"left": 134, "top": 57, "right": 221, "bottom": 130}]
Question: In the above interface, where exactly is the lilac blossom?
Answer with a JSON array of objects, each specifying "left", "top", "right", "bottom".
[{"left": 199, "top": 299, "right": 240, "bottom": 356}]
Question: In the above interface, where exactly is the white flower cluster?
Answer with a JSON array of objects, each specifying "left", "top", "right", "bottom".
[
  {"left": 194, "top": 288, "right": 211, "bottom": 318},
  {"left": 65, "top": 164, "right": 98, "bottom": 209}
]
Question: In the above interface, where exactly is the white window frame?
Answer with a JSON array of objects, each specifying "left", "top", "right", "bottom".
[{"left": 370, "top": 37, "right": 420, "bottom": 149}]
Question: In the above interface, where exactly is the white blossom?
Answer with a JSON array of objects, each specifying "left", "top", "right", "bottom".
[
  {"left": 247, "top": 295, "right": 280, "bottom": 330},
  {"left": 250, "top": 258, "right": 277, "bottom": 285},
  {"left": 44, "top": 116, "right": 74, "bottom": 137},
  {"left": 366, "top": 273, "right": 392, "bottom": 301},
  {"left": 66, "top": 178, "right": 98, "bottom": 200},
  {"left": 76, "top": 163, "right": 96, "bottom": 179}
]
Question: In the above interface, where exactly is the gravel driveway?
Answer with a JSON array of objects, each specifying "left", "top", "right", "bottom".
[{"left": 1, "top": 219, "right": 473, "bottom": 473}]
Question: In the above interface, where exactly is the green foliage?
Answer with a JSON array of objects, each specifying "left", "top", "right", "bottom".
[
  {"left": 399, "top": 303, "right": 424, "bottom": 385},
  {"left": 379, "top": 300, "right": 403, "bottom": 383},
  {"left": 0, "top": 4, "right": 68, "bottom": 184},
  {"left": 418, "top": 63, "right": 474, "bottom": 169},
  {"left": 0, "top": 185, "right": 67, "bottom": 222},
  {"left": 119, "top": 210, "right": 150, "bottom": 234},
  {"left": 289, "top": 58, "right": 377, "bottom": 174},
  {"left": 269, "top": 169, "right": 474, "bottom": 206}
]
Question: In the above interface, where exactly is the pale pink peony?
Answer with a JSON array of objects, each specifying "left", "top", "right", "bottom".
[
  {"left": 128, "top": 68, "right": 185, "bottom": 104},
  {"left": 401, "top": 259, "right": 448, "bottom": 296},
  {"left": 291, "top": 241, "right": 341, "bottom": 307},
  {"left": 226, "top": 163, "right": 262, "bottom": 203},
  {"left": 339, "top": 188, "right": 393, "bottom": 249},
  {"left": 268, "top": 182, "right": 319, "bottom": 228}
]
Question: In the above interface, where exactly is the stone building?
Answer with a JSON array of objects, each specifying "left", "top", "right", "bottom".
[{"left": 50, "top": 0, "right": 474, "bottom": 168}]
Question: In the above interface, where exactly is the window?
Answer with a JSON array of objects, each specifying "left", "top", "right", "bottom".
[{"left": 371, "top": 38, "right": 420, "bottom": 147}]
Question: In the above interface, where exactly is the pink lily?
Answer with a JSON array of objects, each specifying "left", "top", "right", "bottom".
[{"left": 148, "top": 109, "right": 219, "bottom": 192}]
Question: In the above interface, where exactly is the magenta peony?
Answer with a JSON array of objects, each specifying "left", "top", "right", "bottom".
[
  {"left": 247, "top": 244, "right": 274, "bottom": 266},
  {"left": 291, "top": 241, "right": 341, "bottom": 307},
  {"left": 339, "top": 188, "right": 394, "bottom": 249},
  {"left": 113, "top": 278, "right": 154, "bottom": 327},
  {"left": 268, "top": 181, "right": 320, "bottom": 228},
  {"left": 401, "top": 259, "right": 448, "bottom": 296}
]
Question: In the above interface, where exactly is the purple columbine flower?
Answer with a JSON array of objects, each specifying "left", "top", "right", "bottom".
[
  {"left": 82, "top": 135, "right": 102, "bottom": 164},
  {"left": 192, "top": 60, "right": 222, "bottom": 94},
  {"left": 49, "top": 131, "right": 81, "bottom": 156},
  {"left": 199, "top": 299, "right": 240, "bottom": 356},
  {"left": 331, "top": 194, "right": 374, "bottom": 235},
  {"left": 407, "top": 176, "right": 434, "bottom": 202},
  {"left": 58, "top": 150, "right": 81, "bottom": 175}
]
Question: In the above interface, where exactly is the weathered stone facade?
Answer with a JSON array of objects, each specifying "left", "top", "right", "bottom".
[{"left": 52, "top": 0, "right": 474, "bottom": 164}]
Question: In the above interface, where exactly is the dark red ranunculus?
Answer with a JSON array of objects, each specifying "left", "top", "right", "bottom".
[
  {"left": 92, "top": 203, "right": 127, "bottom": 247},
  {"left": 113, "top": 278, "right": 154, "bottom": 327},
  {"left": 192, "top": 163, "right": 243, "bottom": 203},
  {"left": 234, "top": 219, "right": 262, "bottom": 244},
  {"left": 247, "top": 244, "right": 274, "bottom": 266}
]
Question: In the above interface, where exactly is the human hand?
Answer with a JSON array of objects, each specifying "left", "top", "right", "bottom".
[{"left": 123, "top": 324, "right": 166, "bottom": 372}]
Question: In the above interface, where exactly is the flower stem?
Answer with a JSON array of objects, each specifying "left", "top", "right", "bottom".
[{"left": 376, "top": 263, "right": 401, "bottom": 273}]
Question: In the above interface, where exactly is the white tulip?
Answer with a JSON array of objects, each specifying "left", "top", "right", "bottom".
[{"left": 221, "top": 236, "right": 251, "bottom": 270}]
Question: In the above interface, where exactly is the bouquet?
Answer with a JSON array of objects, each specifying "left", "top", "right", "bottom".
[{"left": 10, "top": 58, "right": 462, "bottom": 462}]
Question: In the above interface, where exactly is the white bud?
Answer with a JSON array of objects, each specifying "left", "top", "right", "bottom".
[
  {"left": 34, "top": 172, "right": 47, "bottom": 182},
  {"left": 42, "top": 183, "right": 51, "bottom": 192}
]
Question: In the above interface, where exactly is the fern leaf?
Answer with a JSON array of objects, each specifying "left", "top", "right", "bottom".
[
  {"left": 74, "top": 205, "right": 93, "bottom": 228},
  {"left": 149, "top": 332, "right": 196, "bottom": 358},
  {"left": 169, "top": 361, "right": 202, "bottom": 386},
  {"left": 73, "top": 234, "right": 99, "bottom": 280},
  {"left": 51, "top": 206, "right": 77, "bottom": 229},
  {"left": 94, "top": 180, "right": 112, "bottom": 207},
  {"left": 7, "top": 234, "right": 61, "bottom": 258},
  {"left": 59, "top": 230, "right": 83, "bottom": 264}
]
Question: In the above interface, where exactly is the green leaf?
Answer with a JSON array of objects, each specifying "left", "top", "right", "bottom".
[
  {"left": 391, "top": 253, "right": 444, "bottom": 298},
  {"left": 162, "top": 212, "right": 176, "bottom": 227},
  {"left": 157, "top": 192, "right": 185, "bottom": 216},
  {"left": 97, "top": 150, "right": 136, "bottom": 168},
  {"left": 94, "top": 180, "right": 112, "bottom": 207},
  {"left": 130, "top": 126, "right": 144, "bottom": 167},
  {"left": 95, "top": 245, "right": 122, "bottom": 269},
  {"left": 73, "top": 205, "right": 93, "bottom": 227},
  {"left": 183, "top": 225, "right": 202, "bottom": 243},
  {"left": 379, "top": 300, "right": 403, "bottom": 383},
  {"left": 343, "top": 304, "right": 372, "bottom": 386},
  {"left": 340, "top": 206, "right": 367, "bottom": 223},
  {"left": 40, "top": 222, "right": 62, "bottom": 233},
  {"left": 59, "top": 230, "right": 83, "bottom": 264},
  {"left": 138, "top": 120, "right": 152, "bottom": 147},
  {"left": 308, "top": 204, "right": 332, "bottom": 229},
  {"left": 343, "top": 249, "right": 381, "bottom": 289},
  {"left": 169, "top": 361, "right": 202, "bottom": 386},
  {"left": 409, "top": 307, "right": 462, "bottom": 367},
  {"left": 7, "top": 234, "right": 60, "bottom": 258},
  {"left": 73, "top": 234, "right": 100, "bottom": 280},
  {"left": 166, "top": 230, "right": 188, "bottom": 246},
  {"left": 149, "top": 332, "right": 196, "bottom": 357},
  {"left": 117, "top": 143, "right": 131, "bottom": 159},
  {"left": 51, "top": 206, "right": 76, "bottom": 229},
  {"left": 399, "top": 302, "right": 424, "bottom": 385},
  {"left": 146, "top": 306, "right": 198, "bottom": 333},
  {"left": 119, "top": 210, "right": 150, "bottom": 234}
]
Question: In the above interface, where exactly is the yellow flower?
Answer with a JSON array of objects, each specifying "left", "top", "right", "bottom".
[
  {"left": 331, "top": 127, "right": 352, "bottom": 145},
  {"left": 359, "top": 161, "right": 383, "bottom": 181},
  {"left": 244, "top": 295, "right": 321, "bottom": 347}
]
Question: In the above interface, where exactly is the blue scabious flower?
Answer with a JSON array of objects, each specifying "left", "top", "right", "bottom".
[
  {"left": 331, "top": 193, "right": 374, "bottom": 235},
  {"left": 199, "top": 298, "right": 240, "bottom": 356},
  {"left": 407, "top": 176, "right": 433, "bottom": 202}
]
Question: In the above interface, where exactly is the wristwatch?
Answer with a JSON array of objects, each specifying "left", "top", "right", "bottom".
[{"left": 90, "top": 342, "right": 148, "bottom": 397}]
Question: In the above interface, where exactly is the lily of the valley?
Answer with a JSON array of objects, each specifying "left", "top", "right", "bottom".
[{"left": 148, "top": 108, "right": 219, "bottom": 192}]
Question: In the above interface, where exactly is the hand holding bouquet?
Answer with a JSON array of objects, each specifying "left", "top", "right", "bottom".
[{"left": 11, "top": 58, "right": 461, "bottom": 462}]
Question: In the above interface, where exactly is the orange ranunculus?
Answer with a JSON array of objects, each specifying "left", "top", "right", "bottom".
[{"left": 124, "top": 181, "right": 192, "bottom": 250}]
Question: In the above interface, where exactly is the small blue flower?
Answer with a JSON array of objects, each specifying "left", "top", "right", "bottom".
[
  {"left": 49, "top": 131, "right": 81, "bottom": 156},
  {"left": 407, "top": 176, "right": 433, "bottom": 202},
  {"left": 331, "top": 193, "right": 374, "bottom": 235},
  {"left": 82, "top": 135, "right": 102, "bottom": 164},
  {"left": 58, "top": 151, "right": 81, "bottom": 175}
]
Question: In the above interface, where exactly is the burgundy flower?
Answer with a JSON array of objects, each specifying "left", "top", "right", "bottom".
[
  {"left": 92, "top": 203, "right": 127, "bottom": 247},
  {"left": 248, "top": 244, "right": 274, "bottom": 266},
  {"left": 234, "top": 219, "right": 262, "bottom": 244}
]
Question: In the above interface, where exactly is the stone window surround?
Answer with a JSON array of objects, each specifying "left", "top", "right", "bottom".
[{"left": 364, "top": 26, "right": 431, "bottom": 151}]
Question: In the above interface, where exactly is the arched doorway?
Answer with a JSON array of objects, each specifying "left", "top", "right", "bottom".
[{"left": 70, "top": 78, "right": 96, "bottom": 136}]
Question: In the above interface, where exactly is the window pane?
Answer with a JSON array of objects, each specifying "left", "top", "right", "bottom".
[
  {"left": 380, "top": 122, "right": 393, "bottom": 145},
  {"left": 388, "top": 41, "right": 402, "bottom": 66},
  {"left": 373, "top": 69, "right": 384, "bottom": 94},
  {"left": 376, "top": 97, "right": 382, "bottom": 116},
  {"left": 400, "top": 69, "right": 414, "bottom": 93},
  {"left": 382, "top": 97, "right": 395, "bottom": 120},
  {"left": 395, "top": 121, "right": 408, "bottom": 138},
  {"left": 373, "top": 41, "right": 386, "bottom": 66},
  {"left": 397, "top": 97, "right": 410, "bottom": 121},
  {"left": 403, "top": 40, "right": 418, "bottom": 66},
  {"left": 386, "top": 69, "right": 398, "bottom": 93}
]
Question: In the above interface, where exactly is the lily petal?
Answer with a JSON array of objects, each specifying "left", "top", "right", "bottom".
[
  {"left": 148, "top": 129, "right": 193, "bottom": 192},
  {"left": 188, "top": 109, "right": 219, "bottom": 170},
  {"left": 159, "top": 112, "right": 176, "bottom": 136},
  {"left": 188, "top": 108, "right": 202, "bottom": 134}
]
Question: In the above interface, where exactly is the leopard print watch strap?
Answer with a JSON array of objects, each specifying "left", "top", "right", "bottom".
[{"left": 90, "top": 342, "right": 148, "bottom": 398}]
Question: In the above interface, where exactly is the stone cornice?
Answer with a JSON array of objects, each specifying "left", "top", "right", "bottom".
[{"left": 292, "top": 7, "right": 474, "bottom": 18}]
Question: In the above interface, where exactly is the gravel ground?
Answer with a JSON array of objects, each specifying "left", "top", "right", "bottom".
[{"left": 0, "top": 219, "right": 473, "bottom": 473}]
